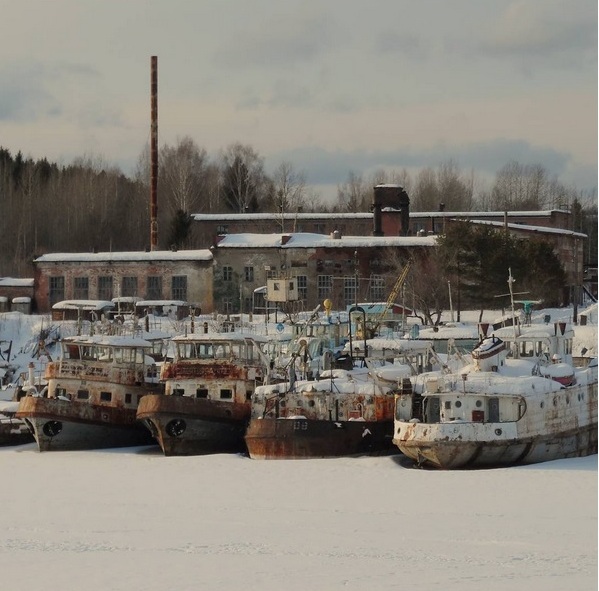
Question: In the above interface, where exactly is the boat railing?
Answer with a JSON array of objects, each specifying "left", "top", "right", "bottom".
[{"left": 51, "top": 360, "right": 146, "bottom": 384}]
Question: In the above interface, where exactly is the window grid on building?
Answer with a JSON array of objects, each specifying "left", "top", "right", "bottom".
[
  {"left": 369, "top": 274, "right": 386, "bottom": 302},
  {"left": 172, "top": 276, "right": 187, "bottom": 301},
  {"left": 296, "top": 275, "right": 307, "bottom": 300},
  {"left": 98, "top": 276, "right": 113, "bottom": 301},
  {"left": 73, "top": 277, "right": 89, "bottom": 300},
  {"left": 343, "top": 276, "right": 357, "bottom": 307},
  {"left": 317, "top": 275, "right": 332, "bottom": 300},
  {"left": 223, "top": 266, "right": 233, "bottom": 282},
  {"left": 147, "top": 276, "right": 162, "bottom": 300},
  {"left": 244, "top": 266, "right": 254, "bottom": 282},
  {"left": 121, "top": 277, "right": 138, "bottom": 297},
  {"left": 49, "top": 276, "right": 65, "bottom": 305}
]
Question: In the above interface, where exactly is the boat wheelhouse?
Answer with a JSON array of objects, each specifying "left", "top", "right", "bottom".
[
  {"left": 16, "top": 335, "right": 162, "bottom": 451},
  {"left": 136, "top": 332, "right": 270, "bottom": 456}
]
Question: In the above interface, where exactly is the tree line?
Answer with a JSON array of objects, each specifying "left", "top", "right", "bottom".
[{"left": 0, "top": 139, "right": 596, "bottom": 277}]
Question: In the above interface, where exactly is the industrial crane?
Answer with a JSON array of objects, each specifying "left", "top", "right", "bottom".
[{"left": 368, "top": 258, "right": 413, "bottom": 336}]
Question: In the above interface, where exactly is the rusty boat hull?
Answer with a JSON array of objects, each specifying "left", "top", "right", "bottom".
[
  {"left": 17, "top": 396, "right": 155, "bottom": 452},
  {"left": 137, "top": 394, "right": 250, "bottom": 456},
  {"left": 245, "top": 417, "right": 395, "bottom": 459}
]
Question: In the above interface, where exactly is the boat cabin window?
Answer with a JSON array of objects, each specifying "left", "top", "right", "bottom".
[
  {"left": 214, "top": 344, "right": 230, "bottom": 359},
  {"left": 517, "top": 340, "right": 549, "bottom": 358},
  {"left": 173, "top": 388, "right": 185, "bottom": 396},
  {"left": 125, "top": 394, "right": 132, "bottom": 404},
  {"left": 196, "top": 388, "right": 208, "bottom": 398},
  {"left": 77, "top": 389, "right": 89, "bottom": 400},
  {"left": 97, "top": 347, "right": 113, "bottom": 361},
  {"left": 81, "top": 346, "right": 96, "bottom": 360},
  {"left": 100, "top": 391, "right": 112, "bottom": 402},
  {"left": 220, "top": 388, "right": 233, "bottom": 399},
  {"left": 64, "top": 344, "right": 81, "bottom": 359},
  {"left": 113, "top": 347, "right": 145, "bottom": 364},
  {"left": 180, "top": 343, "right": 213, "bottom": 359}
]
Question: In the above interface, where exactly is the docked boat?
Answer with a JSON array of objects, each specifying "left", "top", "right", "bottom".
[
  {"left": 0, "top": 395, "right": 32, "bottom": 446},
  {"left": 245, "top": 341, "right": 437, "bottom": 459},
  {"left": 393, "top": 322, "right": 598, "bottom": 469},
  {"left": 136, "top": 333, "right": 271, "bottom": 456},
  {"left": 16, "top": 334, "right": 163, "bottom": 451}
]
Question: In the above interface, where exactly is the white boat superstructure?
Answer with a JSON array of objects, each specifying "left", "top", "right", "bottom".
[{"left": 393, "top": 322, "right": 598, "bottom": 468}]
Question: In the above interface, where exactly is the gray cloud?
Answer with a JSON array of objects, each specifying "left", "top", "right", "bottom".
[
  {"left": 269, "top": 139, "right": 583, "bottom": 188},
  {"left": 213, "top": 14, "right": 334, "bottom": 69},
  {"left": 0, "top": 61, "right": 102, "bottom": 122},
  {"left": 478, "top": 1, "right": 597, "bottom": 67}
]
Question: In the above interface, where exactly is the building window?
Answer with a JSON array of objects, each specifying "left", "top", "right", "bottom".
[
  {"left": 73, "top": 277, "right": 89, "bottom": 300},
  {"left": 344, "top": 276, "right": 357, "bottom": 307},
  {"left": 49, "top": 276, "right": 65, "bottom": 305},
  {"left": 172, "top": 276, "right": 187, "bottom": 301},
  {"left": 317, "top": 275, "right": 332, "bottom": 300},
  {"left": 223, "top": 266, "right": 233, "bottom": 282},
  {"left": 369, "top": 275, "right": 385, "bottom": 301},
  {"left": 223, "top": 298, "right": 233, "bottom": 313},
  {"left": 216, "top": 225, "right": 228, "bottom": 234},
  {"left": 314, "top": 223, "right": 326, "bottom": 234},
  {"left": 147, "top": 276, "right": 162, "bottom": 300},
  {"left": 244, "top": 266, "right": 254, "bottom": 282},
  {"left": 265, "top": 268, "right": 277, "bottom": 280},
  {"left": 297, "top": 275, "right": 307, "bottom": 300},
  {"left": 121, "top": 276, "right": 138, "bottom": 297},
  {"left": 98, "top": 276, "right": 113, "bottom": 301}
]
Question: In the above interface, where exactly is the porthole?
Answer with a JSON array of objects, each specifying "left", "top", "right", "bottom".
[
  {"left": 308, "top": 400, "right": 315, "bottom": 407},
  {"left": 43, "top": 421, "right": 62, "bottom": 437},
  {"left": 166, "top": 419, "right": 186, "bottom": 437},
  {"left": 475, "top": 400, "right": 482, "bottom": 408},
  {"left": 455, "top": 401, "right": 462, "bottom": 408},
  {"left": 495, "top": 428, "right": 502, "bottom": 436}
]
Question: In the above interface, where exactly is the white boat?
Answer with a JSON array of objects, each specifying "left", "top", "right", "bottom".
[{"left": 393, "top": 322, "right": 598, "bottom": 468}]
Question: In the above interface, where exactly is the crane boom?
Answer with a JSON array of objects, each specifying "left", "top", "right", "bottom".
[{"left": 373, "top": 259, "right": 413, "bottom": 329}]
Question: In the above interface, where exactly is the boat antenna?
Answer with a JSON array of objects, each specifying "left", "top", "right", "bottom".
[{"left": 507, "top": 268, "right": 519, "bottom": 338}]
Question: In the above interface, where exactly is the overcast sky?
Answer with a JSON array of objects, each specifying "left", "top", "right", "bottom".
[{"left": 1, "top": 0, "right": 596, "bottom": 202}]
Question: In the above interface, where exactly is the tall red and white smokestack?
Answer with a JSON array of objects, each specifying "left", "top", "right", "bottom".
[{"left": 150, "top": 56, "right": 158, "bottom": 250}]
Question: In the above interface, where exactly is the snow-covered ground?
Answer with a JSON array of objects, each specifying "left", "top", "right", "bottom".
[
  {"left": 0, "top": 447, "right": 596, "bottom": 591},
  {"left": 0, "top": 305, "right": 596, "bottom": 590}
]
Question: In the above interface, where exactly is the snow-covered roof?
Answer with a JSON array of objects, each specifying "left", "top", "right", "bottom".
[
  {"left": 0, "top": 277, "right": 34, "bottom": 287},
  {"left": 193, "top": 210, "right": 567, "bottom": 221},
  {"left": 193, "top": 212, "right": 372, "bottom": 221},
  {"left": 136, "top": 300, "right": 188, "bottom": 307},
  {"left": 467, "top": 219, "right": 587, "bottom": 238},
  {"left": 52, "top": 300, "right": 115, "bottom": 310},
  {"left": 214, "top": 233, "right": 437, "bottom": 249},
  {"left": 34, "top": 250, "right": 213, "bottom": 263}
]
